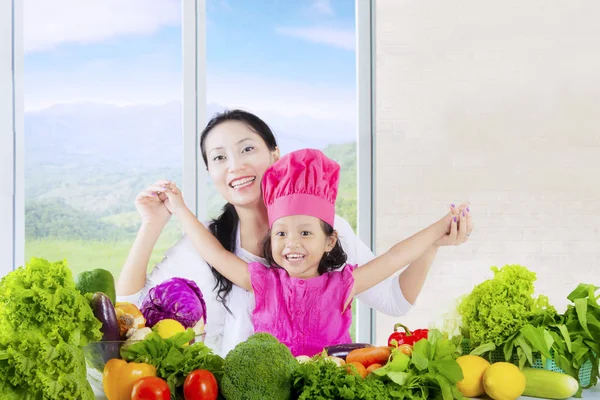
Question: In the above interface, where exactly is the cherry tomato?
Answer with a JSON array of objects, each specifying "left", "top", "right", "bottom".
[
  {"left": 131, "top": 376, "right": 170, "bottom": 400},
  {"left": 183, "top": 369, "right": 218, "bottom": 400}
]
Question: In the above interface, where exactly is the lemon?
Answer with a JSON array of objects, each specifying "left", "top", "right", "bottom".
[
  {"left": 483, "top": 362, "right": 526, "bottom": 400},
  {"left": 153, "top": 319, "right": 186, "bottom": 339},
  {"left": 456, "top": 355, "right": 491, "bottom": 397}
]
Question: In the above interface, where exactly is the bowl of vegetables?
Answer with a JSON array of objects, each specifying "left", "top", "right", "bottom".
[
  {"left": 83, "top": 340, "right": 128, "bottom": 397},
  {"left": 83, "top": 340, "right": 127, "bottom": 372}
]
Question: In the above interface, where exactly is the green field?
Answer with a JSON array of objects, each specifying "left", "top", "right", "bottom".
[{"left": 24, "top": 236, "right": 178, "bottom": 279}]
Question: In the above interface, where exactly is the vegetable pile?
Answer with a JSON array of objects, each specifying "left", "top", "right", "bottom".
[
  {"left": 293, "top": 330, "right": 465, "bottom": 399},
  {"left": 450, "top": 264, "right": 599, "bottom": 398},
  {"left": 120, "top": 328, "right": 224, "bottom": 398},
  {"left": 71, "top": 265, "right": 219, "bottom": 400},
  {"left": 0, "top": 258, "right": 102, "bottom": 399},
  {"left": 2, "top": 258, "right": 592, "bottom": 400}
]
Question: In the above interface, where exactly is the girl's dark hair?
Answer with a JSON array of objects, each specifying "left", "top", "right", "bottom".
[
  {"left": 262, "top": 221, "right": 348, "bottom": 274},
  {"left": 200, "top": 110, "right": 278, "bottom": 309}
]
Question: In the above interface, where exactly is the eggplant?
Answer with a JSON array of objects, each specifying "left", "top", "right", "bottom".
[
  {"left": 324, "top": 343, "right": 374, "bottom": 360},
  {"left": 90, "top": 292, "right": 121, "bottom": 342}
]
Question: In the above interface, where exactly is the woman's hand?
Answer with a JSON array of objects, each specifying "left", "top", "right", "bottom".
[
  {"left": 434, "top": 202, "right": 474, "bottom": 247},
  {"left": 134, "top": 180, "right": 173, "bottom": 226}
]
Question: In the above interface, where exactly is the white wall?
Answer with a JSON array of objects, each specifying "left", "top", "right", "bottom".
[{"left": 374, "top": 0, "right": 600, "bottom": 345}]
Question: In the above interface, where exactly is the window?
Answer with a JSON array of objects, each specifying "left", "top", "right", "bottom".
[
  {"left": 204, "top": 0, "right": 360, "bottom": 337},
  {"left": 5, "top": 0, "right": 375, "bottom": 341},
  {"left": 23, "top": 0, "right": 183, "bottom": 279}
]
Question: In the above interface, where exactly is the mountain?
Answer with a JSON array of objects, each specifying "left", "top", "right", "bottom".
[
  {"left": 24, "top": 101, "right": 356, "bottom": 171},
  {"left": 24, "top": 101, "right": 358, "bottom": 239},
  {"left": 25, "top": 101, "right": 183, "bottom": 170}
]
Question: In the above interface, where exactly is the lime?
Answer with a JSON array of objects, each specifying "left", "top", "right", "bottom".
[{"left": 75, "top": 268, "right": 116, "bottom": 304}]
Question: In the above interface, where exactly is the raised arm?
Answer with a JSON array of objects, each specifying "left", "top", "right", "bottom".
[
  {"left": 351, "top": 214, "right": 450, "bottom": 296},
  {"left": 117, "top": 180, "right": 174, "bottom": 296},
  {"left": 398, "top": 203, "right": 473, "bottom": 301},
  {"left": 163, "top": 183, "right": 252, "bottom": 292},
  {"left": 335, "top": 216, "right": 411, "bottom": 316}
]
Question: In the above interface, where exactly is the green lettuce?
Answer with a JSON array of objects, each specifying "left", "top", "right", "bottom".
[
  {"left": 459, "top": 264, "right": 556, "bottom": 346},
  {"left": 0, "top": 258, "right": 102, "bottom": 399}
]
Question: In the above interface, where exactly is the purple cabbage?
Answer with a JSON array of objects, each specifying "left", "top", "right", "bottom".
[{"left": 140, "top": 277, "right": 207, "bottom": 328}]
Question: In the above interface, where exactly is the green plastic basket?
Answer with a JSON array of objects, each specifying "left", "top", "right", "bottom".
[{"left": 461, "top": 340, "right": 593, "bottom": 387}]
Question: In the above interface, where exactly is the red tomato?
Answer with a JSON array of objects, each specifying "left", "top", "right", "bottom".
[
  {"left": 183, "top": 369, "right": 218, "bottom": 400},
  {"left": 131, "top": 376, "right": 170, "bottom": 400}
]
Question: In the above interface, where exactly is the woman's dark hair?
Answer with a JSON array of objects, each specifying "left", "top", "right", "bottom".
[
  {"left": 200, "top": 109, "right": 278, "bottom": 167},
  {"left": 200, "top": 110, "right": 278, "bottom": 310},
  {"left": 262, "top": 221, "right": 348, "bottom": 274}
]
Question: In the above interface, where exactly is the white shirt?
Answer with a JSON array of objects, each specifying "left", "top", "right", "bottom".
[{"left": 117, "top": 215, "right": 413, "bottom": 357}]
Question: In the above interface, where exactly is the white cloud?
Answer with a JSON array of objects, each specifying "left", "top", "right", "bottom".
[
  {"left": 311, "top": 0, "right": 334, "bottom": 16},
  {"left": 24, "top": 0, "right": 181, "bottom": 53},
  {"left": 24, "top": 55, "right": 182, "bottom": 110},
  {"left": 25, "top": 60, "right": 356, "bottom": 127},
  {"left": 206, "top": 71, "right": 355, "bottom": 122},
  {"left": 275, "top": 26, "right": 355, "bottom": 51}
]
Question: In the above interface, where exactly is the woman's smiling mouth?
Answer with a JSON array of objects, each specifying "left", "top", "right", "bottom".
[{"left": 229, "top": 176, "right": 256, "bottom": 190}]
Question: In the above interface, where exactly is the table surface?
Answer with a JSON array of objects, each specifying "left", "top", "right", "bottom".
[{"left": 487, "top": 386, "right": 600, "bottom": 399}]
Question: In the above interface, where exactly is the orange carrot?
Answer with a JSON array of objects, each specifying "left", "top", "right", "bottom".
[
  {"left": 346, "top": 346, "right": 391, "bottom": 368},
  {"left": 366, "top": 363, "right": 383, "bottom": 374},
  {"left": 345, "top": 361, "right": 368, "bottom": 378}
]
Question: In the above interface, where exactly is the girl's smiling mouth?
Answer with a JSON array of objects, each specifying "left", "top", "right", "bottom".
[{"left": 284, "top": 253, "right": 305, "bottom": 263}]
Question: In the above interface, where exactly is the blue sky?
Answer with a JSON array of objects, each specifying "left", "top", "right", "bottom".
[
  {"left": 24, "top": 0, "right": 356, "bottom": 120},
  {"left": 206, "top": 0, "right": 355, "bottom": 85}
]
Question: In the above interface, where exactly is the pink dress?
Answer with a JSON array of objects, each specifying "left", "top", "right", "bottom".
[{"left": 248, "top": 262, "right": 355, "bottom": 357}]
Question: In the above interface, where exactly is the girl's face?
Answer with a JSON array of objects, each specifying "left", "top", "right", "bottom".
[
  {"left": 270, "top": 215, "right": 337, "bottom": 279},
  {"left": 204, "top": 120, "right": 279, "bottom": 208}
]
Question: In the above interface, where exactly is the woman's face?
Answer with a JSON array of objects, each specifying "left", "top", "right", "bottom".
[{"left": 204, "top": 120, "right": 279, "bottom": 208}]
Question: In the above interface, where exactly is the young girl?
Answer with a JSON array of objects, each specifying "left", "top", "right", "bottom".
[{"left": 162, "top": 148, "right": 468, "bottom": 356}]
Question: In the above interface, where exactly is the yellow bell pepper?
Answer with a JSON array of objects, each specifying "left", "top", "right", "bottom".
[{"left": 102, "top": 358, "right": 157, "bottom": 400}]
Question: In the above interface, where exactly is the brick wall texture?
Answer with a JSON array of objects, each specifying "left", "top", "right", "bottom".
[{"left": 373, "top": 0, "right": 600, "bottom": 345}]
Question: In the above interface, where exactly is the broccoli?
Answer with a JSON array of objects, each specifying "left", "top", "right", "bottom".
[{"left": 220, "top": 333, "right": 298, "bottom": 400}]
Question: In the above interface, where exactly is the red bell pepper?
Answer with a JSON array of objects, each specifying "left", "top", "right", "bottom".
[{"left": 387, "top": 323, "right": 428, "bottom": 347}]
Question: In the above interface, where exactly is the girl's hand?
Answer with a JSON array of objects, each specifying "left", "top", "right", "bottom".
[
  {"left": 162, "top": 181, "right": 188, "bottom": 215},
  {"left": 435, "top": 202, "right": 474, "bottom": 247},
  {"left": 134, "top": 180, "right": 173, "bottom": 226}
]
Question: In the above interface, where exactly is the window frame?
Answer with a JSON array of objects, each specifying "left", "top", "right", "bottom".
[
  {"left": 355, "top": 0, "right": 377, "bottom": 343},
  {"left": 183, "top": 0, "right": 209, "bottom": 220},
  {"left": 2, "top": 0, "right": 23, "bottom": 276}
]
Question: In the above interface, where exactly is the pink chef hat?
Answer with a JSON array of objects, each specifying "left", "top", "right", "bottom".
[{"left": 261, "top": 148, "right": 340, "bottom": 228}]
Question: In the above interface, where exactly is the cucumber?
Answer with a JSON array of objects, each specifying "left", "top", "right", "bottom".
[
  {"left": 522, "top": 368, "right": 579, "bottom": 399},
  {"left": 90, "top": 292, "right": 121, "bottom": 342}
]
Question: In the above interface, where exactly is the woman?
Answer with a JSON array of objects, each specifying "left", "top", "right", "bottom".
[{"left": 116, "top": 109, "right": 473, "bottom": 357}]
